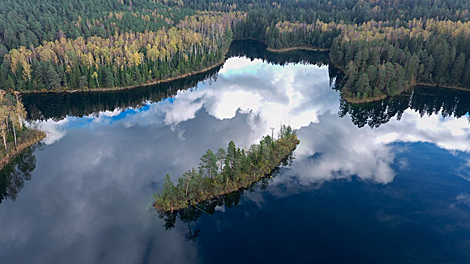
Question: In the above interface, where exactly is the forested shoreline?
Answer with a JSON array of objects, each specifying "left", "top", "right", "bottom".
[
  {"left": 0, "top": 90, "right": 45, "bottom": 169},
  {"left": 2, "top": 11, "right": 239, "bottom": 93},
  {"left": 154, "top": 125, "right": 299, "bottom": 212},
  {"left": 2, "top": 0, "right": 470, "bottom": 101}
]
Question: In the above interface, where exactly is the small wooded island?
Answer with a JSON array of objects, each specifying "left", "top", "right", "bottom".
[{"left": 154, "top": 125, "right": 299, "bottom": 212}]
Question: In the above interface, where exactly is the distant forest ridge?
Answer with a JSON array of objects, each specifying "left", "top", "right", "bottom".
[{"left": 2, "top": 0, "right": 470, "bottom": 101}]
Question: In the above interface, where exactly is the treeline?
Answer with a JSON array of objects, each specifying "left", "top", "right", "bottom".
[
  {"left": 22, "top": 63, "right": 222, "bottom": 121},
  {"left": 154, "top": 125, "right": 299, "bottom": 212},
  {"left": 330, "top": 19, "right": 470, "bottom": 101},
  {"left": 2, "top": 12, "right": 241, "bottom": 92}
]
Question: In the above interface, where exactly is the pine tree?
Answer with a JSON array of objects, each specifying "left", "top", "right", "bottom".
[{"left": 199, "top": 149, "right": 217, "bottom": 180}]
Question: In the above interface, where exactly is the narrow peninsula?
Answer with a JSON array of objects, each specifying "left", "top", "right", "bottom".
[{"left": 154, "top": 125, "right": 299, "bottom": 212}]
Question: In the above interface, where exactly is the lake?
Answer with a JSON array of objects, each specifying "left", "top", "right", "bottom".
[{"left": 1, "top": 41, "right": 470, "bottom": 263}]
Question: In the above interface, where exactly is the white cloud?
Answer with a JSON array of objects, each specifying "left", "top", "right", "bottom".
[{"left": 31, "top": 118, "right": 70, "bottom": 145}]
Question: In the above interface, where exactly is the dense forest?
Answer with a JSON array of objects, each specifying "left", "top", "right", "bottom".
[
  {"left": 154, "top": 125, "right": 299, "bottom": 212},
  {"left": 329, "top": 19, "right": 470, "bottom": 101},
  {"left": 2, "top": 0, "right": 470, "bottom": 100},
  {"left": 2, "top": 11, "right": 239, "bottom": 92}
]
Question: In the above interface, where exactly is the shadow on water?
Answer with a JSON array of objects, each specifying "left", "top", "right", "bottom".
[
  {"left": 0, "top": 144, "right": 40, "bottom": 204},
  {"left": 339, "top": 85, "right": 470, "bottom": 128},
  {"left": 158, "top": 153, "right": 294, "bottom": 241}
]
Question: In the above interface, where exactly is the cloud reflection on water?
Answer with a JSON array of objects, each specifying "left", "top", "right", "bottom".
[
  {"left": 36, "top": 57, "right": 470, "bottom": 189},
  {"left": 8, "top": 56, "right": 470, "bottom": 263},
  {"left": 1, "top": 123, "right": 201, "bottom": 264}
]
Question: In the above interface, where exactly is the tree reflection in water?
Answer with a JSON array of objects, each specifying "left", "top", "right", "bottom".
[
  {"left": 339, "top": 86, "right": 470, "bottom": 128},
  {"left": 0, "top": 144, "right": 40, "bottom": 204}
]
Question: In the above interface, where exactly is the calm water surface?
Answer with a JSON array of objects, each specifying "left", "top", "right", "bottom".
[{"left": 1, "top": 42, "right": 470, "bottom": 263}]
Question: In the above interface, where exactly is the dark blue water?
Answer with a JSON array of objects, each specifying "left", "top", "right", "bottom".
[
  {"left": 1, "top": 42, "right": 470, "bottom": 263},
  {"left": 195, "top": 142, "right": 470, "bottom": 263}
]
